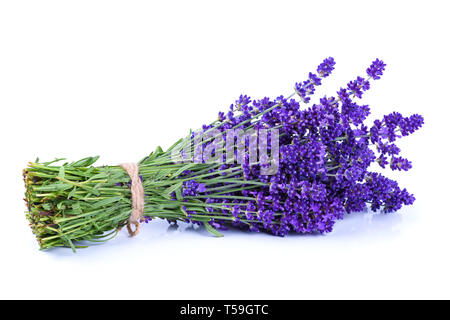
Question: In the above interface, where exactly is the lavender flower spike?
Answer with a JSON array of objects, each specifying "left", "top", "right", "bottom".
[{"left": 295, "top": 57, "right": 336, "bottom": 103}]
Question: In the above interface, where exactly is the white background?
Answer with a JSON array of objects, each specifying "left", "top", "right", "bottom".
[{"left": 0, "top": 0, "right": 449, "bottom": 299}]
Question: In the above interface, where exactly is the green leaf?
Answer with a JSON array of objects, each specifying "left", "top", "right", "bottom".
[
  {"left": 61, "top": 234, "right": 76, "bottom": 253},
  {"left": 91, "top": 196, "right": 123, "bottom": 209},
  {"left": 84, "top": 167, "right": 95, "bottom": 176},
  {"left": 172, "top": 163, "right": 197, "bottom": 179},
  {"left": 55, "top": 176, "right": 100, "bottom": 196},
  {"left": 87, "top": 172, "right": 108, "bottom": 181},
  {"left": 57, "top": 201, "right": 66, "bottom": 210},
  {"left": 42, "top": 158, "right": 65, "bottom": 165},
  {"left": 58, "top": 166, "right": 65, "bottom": 179},
  {"left": 67, "top": 186, "right": 77, "bottom": 199},
  {"left": 71, "top": 203, "right": 82, "bottom": 214},
  {"left": 180, "top": 206, "right": 188, "bottom": 216},
  {"left": 71, "top": 156, "right": 99, "bottom": 167},
  {"left": 143, "top": 145, "right": 167, "bottom": 162},
  {"left": 204, "top": 222, "right": 224, "bottom": 237},
  {"left": 153, "top": 169, "right": 173, "bottom": 181},
  {"left": 163, "top": 182, "right": 182, "bottom": 199},
  {"left": 154, "top": 146, "right": 164, "bottom": 155},
  {"left": 175, "top": 188, "right": 183, "bottom": 201},
  {"left": 35, "top": 182, "right": 72, "bottom": 192}
]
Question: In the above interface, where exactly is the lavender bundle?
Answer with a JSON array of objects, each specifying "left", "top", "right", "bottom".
[{"left": 23, "top": 57, "right": 424, "bottom": 251}]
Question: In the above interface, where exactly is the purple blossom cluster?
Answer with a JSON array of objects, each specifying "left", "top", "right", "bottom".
[
  {"left": 182, "top": 180, "right": 206, "bottom": 197},
  {"left": 177, "top": 58, "right": 423, "bottom": 236}
]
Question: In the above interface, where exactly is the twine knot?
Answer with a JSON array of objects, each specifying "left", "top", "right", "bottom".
[{"left": 120, "top": 163, "right": 144, "bottom": 237}]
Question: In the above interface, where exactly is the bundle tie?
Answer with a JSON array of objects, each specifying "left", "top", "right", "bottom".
[{"left": 119, "top": 163, "right": 144, "bottom": 237}]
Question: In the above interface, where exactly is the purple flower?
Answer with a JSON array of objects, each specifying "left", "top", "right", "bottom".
[
  {"left": 182, "top": 180, "right": 206, "bottom": 197},
  {"left": 366, "top": 58, "right": 386, "bottom": 80},
  {"left": 390, "top": 156, "right": 412, "bottom": 171},
  {"left": 347, "top": 76, "right": 370, "bottom": 98},
  {"left": 317, "top": 57, "right": 336, "bottom": 78},
  {"left": 198, "top": 183, "right": 206, "bottom": 193}
]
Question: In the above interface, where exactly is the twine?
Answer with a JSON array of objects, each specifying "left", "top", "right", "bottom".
[{"left": 119, "top": 163, "right": 144, "bottom": 237}]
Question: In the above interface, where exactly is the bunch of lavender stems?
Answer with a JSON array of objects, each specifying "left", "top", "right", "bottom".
[
  {"left": 23, "top": 106, "right": 289, "bottom": 251},
  {"left": 24, "top": 57, "right": 424, "bottom": 251}
]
